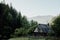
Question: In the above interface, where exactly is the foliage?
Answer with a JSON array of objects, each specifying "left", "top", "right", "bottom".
[
  {"left": 51, "top": 15, "right": 60, "bottom": 37},
  {"left": 0, "top": 3, "right": 22, "bottom": 40},
  {"left": 28, "top": 20, "right": 38, "bottom": 34},
  {"left": 14, "top": 19, "right": 38, "bottom": 37},
  {"left": 0, "top": 3, "right": 38, "bottom": 40}
]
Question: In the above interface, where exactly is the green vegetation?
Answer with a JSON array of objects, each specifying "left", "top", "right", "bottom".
[
  {"left": 9, "top": 37, "right": 45, "bottom": 40},
  {"left": 51, "top": 15, "right": 60, "bottom": 37},
  {"left": 0, "top": 3, "right": 38, "bottom": 40}
]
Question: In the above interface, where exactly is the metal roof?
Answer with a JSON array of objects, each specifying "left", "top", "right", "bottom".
[{"left": 34, "top": 24, "right": 51, "bottom": 33}]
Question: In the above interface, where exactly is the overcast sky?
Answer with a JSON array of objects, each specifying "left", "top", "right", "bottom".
[{"left": 0, "top": 0, "right": 60, "bottom": 17}]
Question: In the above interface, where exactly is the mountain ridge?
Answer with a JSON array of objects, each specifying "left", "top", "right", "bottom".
[{"left": 28, "top": 15, "right": 54, "bottom": 24}]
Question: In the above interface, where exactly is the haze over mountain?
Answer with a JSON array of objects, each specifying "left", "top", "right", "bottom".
[{"left": 28, "top": 15, "right": 54, "bottom": 24}]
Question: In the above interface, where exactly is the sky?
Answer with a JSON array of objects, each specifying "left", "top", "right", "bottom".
[{"left": 0, "top": 0, "right": 60, "bottom": 18}]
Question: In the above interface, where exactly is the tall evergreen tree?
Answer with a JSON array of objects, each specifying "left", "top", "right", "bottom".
[
  {"left": 17, "top": 12, "right": 22, "bottom": 28},
  {"left": 0, "top": 3, "right": 22, "bottom": 40}
]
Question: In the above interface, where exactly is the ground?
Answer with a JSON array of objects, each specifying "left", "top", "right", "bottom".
[
  {"left": 9, "top": 37, "right": 45, "bottom": 40},
  {"left": 9, "top": 36, "right": 60, "bottom": 40}
]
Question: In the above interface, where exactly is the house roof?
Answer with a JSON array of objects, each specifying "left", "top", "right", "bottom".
[{"left": 34, "top": 24, "right": 51, "bottom": 33}]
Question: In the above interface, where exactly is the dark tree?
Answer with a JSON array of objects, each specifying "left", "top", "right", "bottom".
[
  {"left": 0, "top": 3, "right": 22, "bottom": 40},
  {"left": 51, "top": 15, "right": 60, "bottom": 37}
]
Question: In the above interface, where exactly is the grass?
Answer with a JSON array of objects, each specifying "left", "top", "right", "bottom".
[
  {"left": 10, "top": 36, "right": 58, "bottom": 40},
  {"left": 9, "top": 37, "right": 45, "bottom": 40}
]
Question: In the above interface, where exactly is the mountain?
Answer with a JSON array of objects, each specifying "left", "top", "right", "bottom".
[{"left": 28, "top": 15, "right": 54, "bottom": 24}]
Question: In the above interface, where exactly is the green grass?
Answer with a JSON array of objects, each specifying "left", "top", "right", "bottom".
[
  {"left": 9, "top": 37, "right": 45, "bottom": 40},
  {"left": 9, "top": 36, "right": 60, "bottom": 40}
]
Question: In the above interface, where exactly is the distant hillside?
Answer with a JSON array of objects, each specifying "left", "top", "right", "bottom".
[{"left": 28, "top": 15, "right": 54, "bottom": 24}]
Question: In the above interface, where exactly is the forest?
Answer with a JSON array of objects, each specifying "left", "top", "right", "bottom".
[{"left": 0, "top": 3, "right": 38, "bottom": 40}]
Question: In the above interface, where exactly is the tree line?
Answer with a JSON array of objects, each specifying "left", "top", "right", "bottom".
[{"left": 0, "top": 3, "right": 38, "bottom": 40}]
